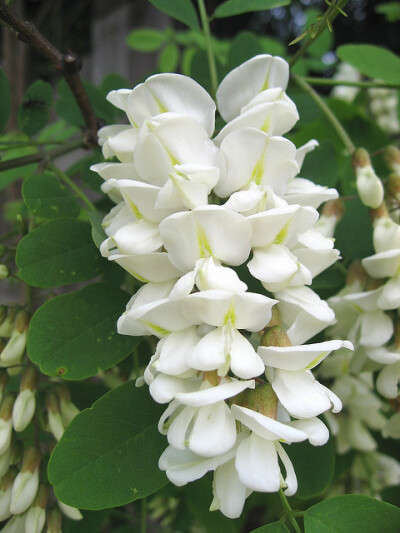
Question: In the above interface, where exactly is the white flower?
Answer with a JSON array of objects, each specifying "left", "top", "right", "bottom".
[
  {"left": 158, "top": 379, "right": 255, "bottom": 457},
  {"left": 216, "top": 54, "right": 289, "bottom": 122}
]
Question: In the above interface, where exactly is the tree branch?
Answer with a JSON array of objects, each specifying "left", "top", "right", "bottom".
[{"left": 0, "top": 0, "right": 99, "bottom": 147}]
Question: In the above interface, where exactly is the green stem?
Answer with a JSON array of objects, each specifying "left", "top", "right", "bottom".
[
  {"left": 48, "top": 163, "right": 96, "bottom": 212},
  {"left": 197, "top": 0, "right": 218, "bottom": 99},
  {"left": 278, "top": 489, "right": 303, "bottom": 533},
  {"left": 289, "top": 0, "right": 349, "bottom": 67},
  {"left": 304, "top": 77, "right": 400, "bottom": 90},
  {"left": 292, "top": 73, "right": 355, "bottom": 155},
  {"left": 0, "top": 137, "right": 84, "bottom": 173},
  {"left": 141, "top": 497, "right": 147, "bottom": 533}
]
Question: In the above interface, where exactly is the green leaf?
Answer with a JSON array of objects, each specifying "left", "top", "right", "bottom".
[
  {"left": 337, "top": 44, "right": 400, "bottom": 85},
  {"left": 48, "top": 382, "right": 167, "bottom": 509},
  {"left": 285, "top": 437, "right": 335, "bottom": 499},
  {"left": 190, "top": 50, "right": 224, "bottom": 94},
  {"left": 227, "top": 32, "right": 264, "bottom": 71},
  {"left": 22, "top": 173, "right": 81, "bottom": 219},
  {"left": 148, "top": 0, "right": 200, "bottom": 31},
  {"left": 214, "top": 0, "right": 290, "bottom": 18},
  {"left": 251, "top": 522, "right": 291, "bottom": 533},
  {"left": 304, "top": 495, "right": 400, "bottom": 533},
  {"left": 88, "top": 211, "right": 107, "bottom": 249},
  {"left": 126, "top": 28, "right": 167, "bottom": 52},
  {"left": 100, "top": 73, "right": 130, "bottom": 96},
  {"left": 16, "top": 219, "right": 105, "bottom": 287},
  {"left": 158, "top": 43, "right": 180, "bottom": 72},
  {"left": 17, "top": 80, "right": 53, "bottom": 136},
  {"left": 259, "top": 36, "right": 286, "bottom": 57},
  {"left": 335, "top": 198, "right": 373, "bottom": 260},
  {"left": 0, "top": 67, "right": 11, "bottom": 133},
  {"left": 27, "top": 283, "right": 138, "bottom": 379},
  {"left": 300, "top": 142, "right": 338, "bottom": 187}
]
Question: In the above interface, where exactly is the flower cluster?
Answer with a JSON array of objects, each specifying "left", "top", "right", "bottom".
[
  {"left": 93, "top": 55, "right": 353, "bottom": 518},
  {"left": 0, "top": 307, "right": 82, "bottom": 532},
  {"left": 320, "top": 146, "right": 400, "bottom": 497}
]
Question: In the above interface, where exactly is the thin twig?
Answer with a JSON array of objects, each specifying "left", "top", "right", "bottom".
[
  {"left": 0, "top": 0, "right": 99, "bottom": 146},
  {"left": 0, "top": 137, "right": 84, "bottom": 173},
  {"left": 304, "top": 77, "right": 400, "bottom": 90},
  {"left": 289, "top": 0, "right": 349, "bottom": 67},
  {"left": 292, "top": 74, "right": 356, "bottom": 155}
]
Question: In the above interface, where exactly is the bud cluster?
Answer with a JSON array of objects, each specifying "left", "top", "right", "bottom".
[
  {"left": 93, "top": 55, "right": 353, "bottom": 517},
  {"left": 321, "top": 146, "right": 400, "bottom": 497},
  {"left": 0, "top": 312, "right": 82, "bottom": 533}
]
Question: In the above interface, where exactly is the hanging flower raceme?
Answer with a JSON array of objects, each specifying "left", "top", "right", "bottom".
[{"left": 95, "top": 53, "right": 352, "bottom": 517}]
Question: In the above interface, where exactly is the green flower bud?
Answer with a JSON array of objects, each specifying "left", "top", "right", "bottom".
[{"left": 260, "top": 325, "right": 292, "bottom": 348}]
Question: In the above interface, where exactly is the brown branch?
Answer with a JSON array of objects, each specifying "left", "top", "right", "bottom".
[
  {"left": 0, "top": 0, "right": 99, "bottom": 147},
  {"left": 0, "top": 137, "right": 84, "bottom": 173}
]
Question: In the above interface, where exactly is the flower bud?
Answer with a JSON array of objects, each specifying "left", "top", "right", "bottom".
[
  {"left": 0, "top": 265, "right": 9, "bottom": 280},
  {"left": 45, "top": 393, "right": 64, "bottom": 441},
  {"left": 46, "top": 507, "right": 62, "bottom": 533},
  {"left": 0, "top": 467, "right": 18, "bottom": 521},
  {"left": 388, "top": 173, "right": 400, "bottom": 203},
  {"left": 0, "top": 395, "right": 15, "bottom": 455},
  {"left": 13, "top": 368, "right": 38, "bottom": 432},
  {"left": 10, "top": 446, "right": 41, "bottom": 514},
  {"left": 1, "top": 310, "right": 30, "bottom": 370},
  {"left": 232, "top": 383, "right": 278, "bottom": 419},
  {"left": 54, "top": 385, "right": 79, "bottom": 426},
  {"left": 352, "top": 148, "right": 384, "bottom": 208},
  {"left": 1, "top": 512, "right": 27, "bottom": 532},
  {"left": 0, "top": 368, "right": 9, "bottom": 405},
  {"left": 25, "top": 485, "right": 48, "bottom": 533},
  {"left": 0, "top": 307, "right": 18, "bottom": 338},
  {"left": 384, "top": 145, "right": 400, "bottom": 174},
  {"left": 260, "top": 325, "right": 292, "bottom": 348},
  {"left": 58, "top": 500, "right": 83, "bottom": 520}
]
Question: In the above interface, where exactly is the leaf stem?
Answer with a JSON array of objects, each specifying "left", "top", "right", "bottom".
[
  {"left": 304, "top": 77, "right": 400, "bottom": 90},
  {"left": 289, "top": 0, "right": 349, "bottom": 67},
  {"left": 47, "top": 162, "right": 97, "bottom": 212},
  {"left": 278, "top": 489, "right": 303, "bottom": 533},
  {"left": 0, "top": 137, "right": 84, "bottom": 173},
  {"left": 197, "top": 0, "right": 218, "bottom": 99},
  {"left": 292, "top": 73, "right": 356, "bottom": 155}
]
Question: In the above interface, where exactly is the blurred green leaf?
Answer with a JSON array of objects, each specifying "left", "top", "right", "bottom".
[
  {"left": 337, "top": 44, "right": 400, "bottom": 84},
  {"left": 126, "top": 28, "right": 167, "bottom": 52},
  {"left": 335, "top": 198, "right": 374, "bottom": 260},
  {"left": 0, "top": 132, "right": 37, "bottom": 191},
  {"left": 375, "top": 2, "right": 400, "bottom": 22},
  {"left": 148, "top": 0, "right": 200, "bottom": 31},
  {"left": 227, "top": 31, "right": 263, "bottom": 71},
  {"left": 22, "top": 173, "right": 81, "bottom": 219},
  {"left": 214, "top": 0, "right": 290, "bottom": 18},
  {"left": 158, "top": 42, "right": 180, "bottom": 72},
  {"left": 17, "top": 80, "right": 53, "bottom": 137},
  {"left": 0, "top": 67, "right": 11, "bottom": 133},
  {"left": 285, "top": 437, "right": 335, "bottom": 499},
  {"left": 67, "top": 152, "right": 104, "bottom": 192},
  {"left": 301, "top": 141, "right": 338, "bottom": 187}
]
